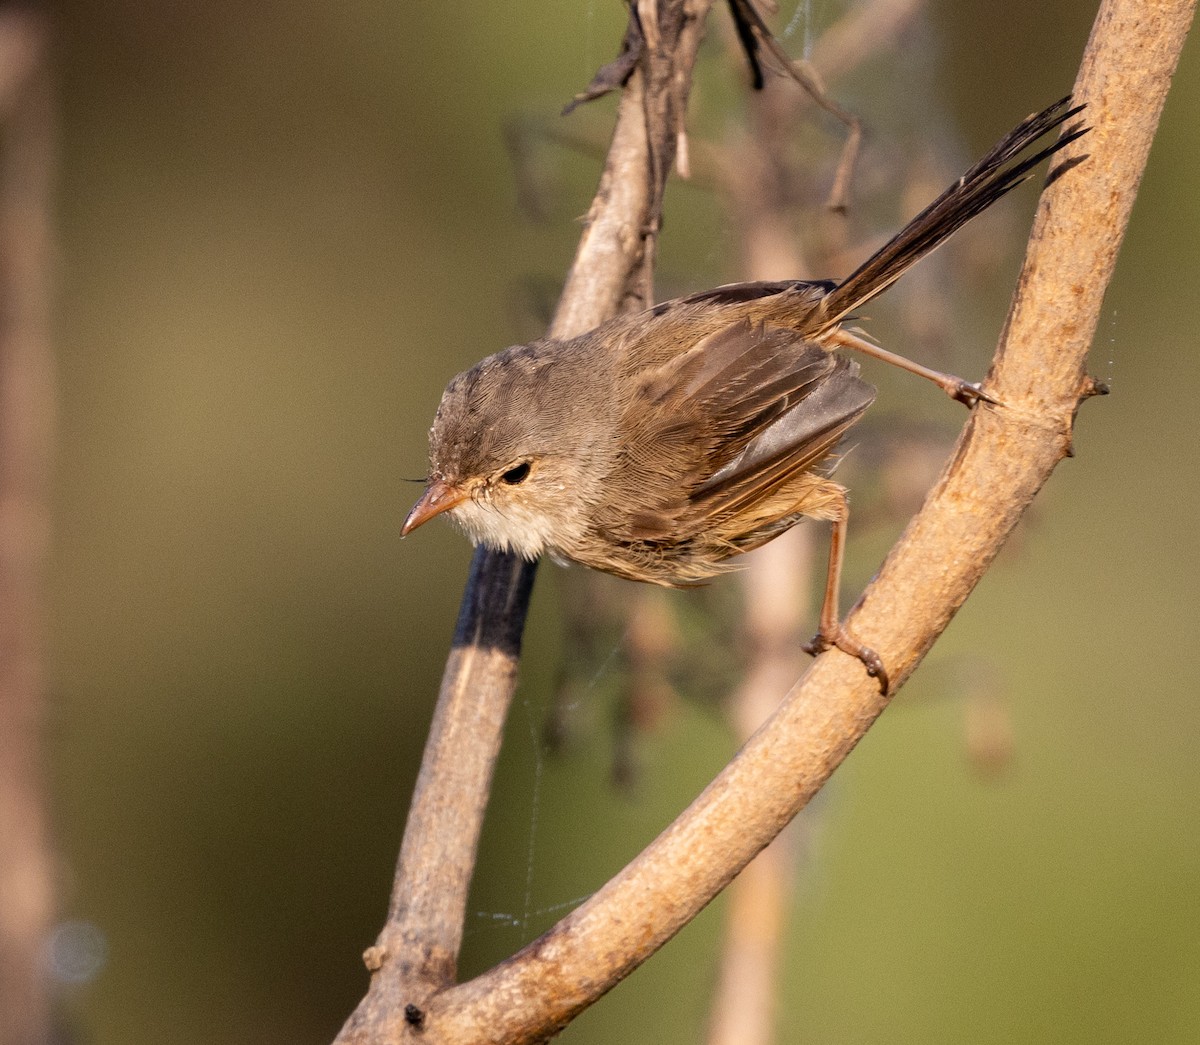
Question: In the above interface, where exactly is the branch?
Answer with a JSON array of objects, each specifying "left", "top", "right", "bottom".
[
  {"left": 415, "top": 0, "right": 1193, "bottom": 1040},
  {"left": 333, "top": 3, "right": 715, "bottom": 1041}
]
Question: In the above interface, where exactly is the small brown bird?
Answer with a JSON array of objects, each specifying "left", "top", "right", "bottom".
[{"left": 404, "top": 98, "right": 1085, "bottom": 692}]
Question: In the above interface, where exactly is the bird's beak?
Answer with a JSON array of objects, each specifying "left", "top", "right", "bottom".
[{"left": 402, "top": 476, "right": 468, "bottom": 536}]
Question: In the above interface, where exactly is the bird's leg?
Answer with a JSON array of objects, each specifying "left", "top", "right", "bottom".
[
  {"left": 827, "top": 328, "right": 1000, "bottom": 408},
  {"left": 802, "top": 491, "right": 889, "bottom": 694}
]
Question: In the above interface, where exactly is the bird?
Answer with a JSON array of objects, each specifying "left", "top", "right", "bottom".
[{"left": 403, "top": 97, "right": 1086, "bottom": 693}]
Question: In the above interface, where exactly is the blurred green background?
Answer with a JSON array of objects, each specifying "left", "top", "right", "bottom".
[{"left": 45, "top": 1, "right": 1199, "bottom": 1042}]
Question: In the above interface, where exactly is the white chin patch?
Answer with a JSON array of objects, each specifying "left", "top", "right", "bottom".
[{"left": 449, "top": 500, "right": 550, "bottom": 561}]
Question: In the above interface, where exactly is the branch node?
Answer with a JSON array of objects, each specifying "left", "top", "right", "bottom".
[
  {"left": 1078, "top": 374, "right": 1111, "bottom": 400},
  {"left": 362, "top": 945, "right": 388, "bottom": 972},
  {"left": 403, "top": 1004, "right": 426, "bottom": 1029}
]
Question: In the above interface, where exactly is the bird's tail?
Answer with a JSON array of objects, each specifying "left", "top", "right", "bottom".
[{"left": 811, "top": 96, "right": 1087, "bottom": 334}]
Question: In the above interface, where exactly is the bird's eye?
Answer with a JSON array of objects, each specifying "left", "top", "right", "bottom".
[{"left": 500, "top": 461, "right": 531, "bottom": 485}]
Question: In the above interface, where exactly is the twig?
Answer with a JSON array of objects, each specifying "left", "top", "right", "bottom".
[
  {"left": 332, "top": 3, "right": 716, "bottom": 1042},
  {"left": 726, "top": 0, "right": 863, "bottom": 211}
]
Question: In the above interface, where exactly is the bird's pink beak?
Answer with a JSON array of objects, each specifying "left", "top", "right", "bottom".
[{"left": 402, "top": 476, "right": 468, "bottom": 536}]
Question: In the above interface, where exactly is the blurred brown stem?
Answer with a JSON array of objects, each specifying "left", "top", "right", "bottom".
[{"left": 0, "top": 11, "right": 55, "bottom": 1045}]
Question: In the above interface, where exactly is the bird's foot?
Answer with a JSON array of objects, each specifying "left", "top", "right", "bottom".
[
  {"left": 804, "top": 626, "right": 890, "bottom": 695},
  {"left": 939, "top": 376, "right": 1001, "bottom": 408}
]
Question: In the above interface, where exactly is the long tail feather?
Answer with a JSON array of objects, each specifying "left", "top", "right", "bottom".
[{"left": 812, "top": 97, "right": 1087, "bottom": 332}]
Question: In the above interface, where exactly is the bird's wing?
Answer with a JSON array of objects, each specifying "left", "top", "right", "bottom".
[{"left": 604, "top": 319, "right": 875, "bottom": 543}]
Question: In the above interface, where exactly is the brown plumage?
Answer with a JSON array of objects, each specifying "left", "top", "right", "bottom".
[{"left": 404, "top": 98, "right": 1086, "bottom": 691}]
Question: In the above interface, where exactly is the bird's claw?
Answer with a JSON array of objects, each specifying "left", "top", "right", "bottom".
[
  {"left": 804, "top": 628, "right": 890, "bottom": 695},
  {"left": 946, "top": 379, "right": 1001, "bottom": 408}
]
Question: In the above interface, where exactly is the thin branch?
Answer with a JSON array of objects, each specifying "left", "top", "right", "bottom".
[
  {"left": 333, "top": 3, "right": 715, "bottom": 1042},
  {"left": 413, "top": 0, "right": 1193, "bottom": 1041},
  {"left": 726, "top": 0, "right": 863, "bottom": 210}
]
